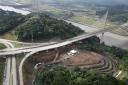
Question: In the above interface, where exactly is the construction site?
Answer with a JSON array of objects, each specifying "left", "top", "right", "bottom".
[{"left": 22, "top": 40, "right": 118, "bottom": 85}]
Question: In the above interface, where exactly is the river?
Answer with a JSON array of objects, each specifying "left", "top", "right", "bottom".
[
  {"left": 70, "top": 21, "right": 128, "bottom": 50},
  {"left": 0, "top": 5, "right": 30, "bottom": 15},
  {"left": 0, "top": 5, "right": 128, "bottom": 50}
]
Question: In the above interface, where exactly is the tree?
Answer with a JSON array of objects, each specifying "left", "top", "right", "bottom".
[
  {"left": 16, "top": 14, "right": 84, "bottom": 41},
  {"left": 34, "top": 66, "right": 125, "bottom": 85}
]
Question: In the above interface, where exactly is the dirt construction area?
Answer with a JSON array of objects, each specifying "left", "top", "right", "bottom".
[
  {"left": 63, "top": 51, "right": 102, "bottom": 66},
  {"left": 59, "top": 50, "right": 117, "bottom": 73},
  {"left": 23, "top": 47, "right": 118, "bottom": 85}
]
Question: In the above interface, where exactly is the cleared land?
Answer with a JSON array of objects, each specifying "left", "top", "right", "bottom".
[{"left": 22, "top": 45, "right": 117, "bottom": 85}]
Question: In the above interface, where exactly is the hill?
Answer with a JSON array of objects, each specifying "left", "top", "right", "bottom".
[
  {"left": 0, "top": 9, "right": 25, "bottom": 34},
  {"left": 16, "top": 14, "right": 84, "bottom": 41},
  {"left": 34, "top": 66, "right": 125, "bottom": 85},
  {"left": 0, "top": 10, "right": 84, "bottom": 41}
]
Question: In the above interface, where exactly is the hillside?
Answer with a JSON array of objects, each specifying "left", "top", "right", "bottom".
[
  {"left": 34, "top": 66, "right": 125, "bottom": 85},
  {"left": 0, "top": 10, "right": 84, "bottom": 41},
  {"left": 33, "top": 36, "right": 128, "bottom": 85},
  {"left": 16, "top": 14, "right": 84, "bottom": 41},
  {"left": 0, "top": 9, "right": 25, "bottom": 34}
]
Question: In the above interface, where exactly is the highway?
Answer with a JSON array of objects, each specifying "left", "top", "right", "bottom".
[
  {"left": 0, "top": 28, "right": 111, "bottom": 85},
  {"left": 0, "top": 28, "right": 112, "bottom": 56},
  {"left": 0, "top": 41, "right": 17, "bottom": 85},
  {"left": 17, "top": 28, "right": 111, "bottom": 85},
  {"left": 0, "top": 27, "right": 118, "bottom": 85},
  {"left": 0, "top": 42, "right": 11, "bottom": 85},
  {"left": 0, "top": 38, "right": 46, "bottom": 47},
  {"left": 0, "top": 3, "right": 127, "bottom": 85}
]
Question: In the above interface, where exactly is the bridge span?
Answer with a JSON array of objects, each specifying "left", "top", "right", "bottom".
[{"left": 0, "top": 28, "right": 112, "bottom": 56}]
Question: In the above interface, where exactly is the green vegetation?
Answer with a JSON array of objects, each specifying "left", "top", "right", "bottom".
[
  {"left": 34, "top": 36, "right": 128, "bottom": 85},
  {"left": 0, "top": 44, "right": 6, "bottom": 49},
  {"left": 0, "top": 59, "right": 5, "bottom": 85},
  {"left": 16, "top": 14, "right": 84, "bottom": 41},
  {"left": 77, "top": 36, "right": 128, "bottom": 80},
  {"left": 34, "top": 66, "right": 125, "bottom": 85},
  {"left": 96, "top": 5, "right": 128, "bottom": 23},
  {"left": 78, "top": 36, "right": 128, "bottom": 60},
  {"left": 0, "top": 44, "right": 5, "bottom": 85},
  {"left": 0, "top": 9, "right": 83, "bottom": 41},
  {"left": 70, "top": 16, "right": 96, "bottom": 25},
  {"left": 16, "top": 54, "right": 25, "bottom": 65},
  {"left": 0, "top": 9, "right": 25, "bottom": 34}
]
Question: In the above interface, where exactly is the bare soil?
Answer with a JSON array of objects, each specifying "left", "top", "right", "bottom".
[
  {"left": 65, "top": 51, "right": 102, "bottom": 66},
  {"left": 23, "top": 48, "right": 115, "bottom": 85}
]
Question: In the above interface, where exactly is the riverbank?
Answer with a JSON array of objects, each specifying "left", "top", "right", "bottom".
[
  {"left": 68, "top": 21, "right": 128, "bottom": 50},
  {"left": 0, "top": 5, "right": 30, "bottom": 15},
  {"left": 0, "top": 5, "right": 128, "bottom": 50}
]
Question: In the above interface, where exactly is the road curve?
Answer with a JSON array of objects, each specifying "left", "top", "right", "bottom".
[
  {"left": 0, "top": 40, "right": 17, "bottom": 85},
  {"left": 18, "top": 28, "right": 112, "bottom": 85},
  {"left": 0, "top": 42, "right": 11, "bottom": 85},
  {"left": 0, "top": 28, "right": 112, "bottom": 56}
]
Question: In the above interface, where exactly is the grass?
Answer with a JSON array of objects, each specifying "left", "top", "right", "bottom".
[
  {"left": 70, "top": 15, "right": 96, "bottom": 25},
  {"left": 0, "top": 44, "right": 5, "bottom": 85},
  {"left": 0, "top": 59, "right": 5, "bottom": 85},
  {"left": 40, "top": 4, "right": 64, "bottom": 15},
  {"left": 1, "top": 31, "right": 17, "bottom": 41},
  {"left": 70, "top": 15, "right": 114, "bottom": 28},
  {"left": 16, "top": 54, "right": 25, "bottom": 65},
  {"left": 117, "top": 71, "right": 128, "bottom": 80},
  {"left": 0, "top": 44, "right": 6, "bottom": 49}
]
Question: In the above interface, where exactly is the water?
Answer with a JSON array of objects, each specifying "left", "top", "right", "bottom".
[
  {"left": 0, "top": 4, "right": 128, "bottom": 50},
  {"left": 69, "top": 21, "right": 128, "bottom": 50},
  {"left": 0, "top": 5, "right": 30, "bottom": 15}
]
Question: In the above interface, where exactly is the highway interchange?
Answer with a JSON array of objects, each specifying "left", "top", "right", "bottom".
[
  {"left": 0, "top": 27, "right": 116, "bottom": 85},
  {"left": 0, "top": 2, "right": 128, "bottom": 85},
  {"left": 0, "top": 20, "right": 128, "bottom": 85},
  {"left": 0, "top": 40, "right": 17, "bottom": 85},
  {"left": 0, "top": 14, "right": 127, "bottom": 85},
  {"left": 0, "top": 28, "right": 111, "bottom": 56}
]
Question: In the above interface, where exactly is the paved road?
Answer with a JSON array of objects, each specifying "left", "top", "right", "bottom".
[
  {"left": 0, "top": 28, "right": 111, "bottom": 56},
  {"left": 17, "top": 28, "right": 111, "bottom": 85},
  {"left": 69, "top": 21, "right": 128, "bottom": 50},
  {"left": 0, "top": 42, "right": 11, "bottom": 85},
  {"left": 0, "top": 41, "right": 17, "bottom": 85},
  {"left": 0, "top": 38, "right": 43, "bottom": 45}
]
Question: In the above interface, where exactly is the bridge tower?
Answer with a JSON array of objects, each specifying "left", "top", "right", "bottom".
[
  {"left": 100, "top": 9, "right": 109, "bottom": 44},
  {"left": 32, "top": 0, "right": 39, "bottom": 17},
  {"left": 100, "top": 32, "right": 104, "bottom": 44},
  {"left": 31, "top": 0, "right": 40, "bottom": 42}
]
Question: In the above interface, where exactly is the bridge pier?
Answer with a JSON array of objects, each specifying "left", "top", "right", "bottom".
[{"left": 100, "top": 32, "right": 105, "bottom": 44}]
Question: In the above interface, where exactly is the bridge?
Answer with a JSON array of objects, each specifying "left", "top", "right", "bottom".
[
  {"left": 0, "top": 0, "right": 126, "bottom": 85},
  {"left": 0, "top": 28, "right": 111, "bottom": 56},
  {"left": 0, "top": 27, "right": 111, "bottom": 85},
  {"left": 0, "top": 27, "right": 114, "bottom": 85}
]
